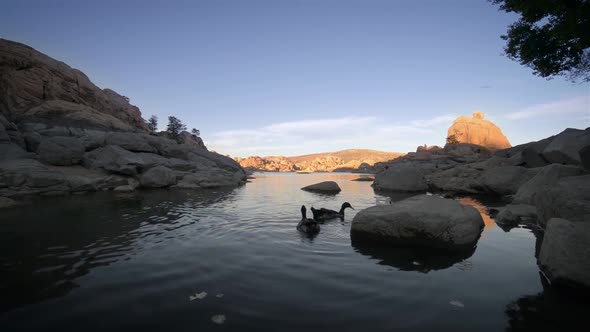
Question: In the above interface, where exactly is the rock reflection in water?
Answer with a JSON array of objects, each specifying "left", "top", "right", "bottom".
[
  {"left": 457, "top": 197, "right": 496, "bottom": 230},
  {"left": 351, "top": 239, "right": 476, "bottom": 273},
  {"left": 0, "top": 189, "right": 234, "bottom": 313},
  {"left": 505, "top": 273, "right": 590, "bottom": 331}
]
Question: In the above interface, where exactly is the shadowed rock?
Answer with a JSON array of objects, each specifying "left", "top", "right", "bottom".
[
  {"left": 38, "top": 136, "right": 84, "bottom": 166},
  {"left": 541, "top": 128, "right": 590, "bottom": 165},
  {"left": 535, "top": 175, "right": 590, "bottom": 228},
  {"left": 351, "top": 195, "right": 484, "bottom": 251},
  {"left": 139, "top": 166, "right": 177, "bottom": 188},
  {"left": 372, "top": 166, "right": 428, "bottom": 192},
  {"left": 495, "top": 204, "right": 537, "bottom": 226},
  {"left": 301, "top": 181, "right": 341, "bottom": 194},
  {"left": 539, "top": 218, "right": 590, "bottom": 289},
  {"left": 513, "top": 164, "right": 584, "bottom": 205}
]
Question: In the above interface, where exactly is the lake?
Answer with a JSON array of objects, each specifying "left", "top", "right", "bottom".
[{"left": 0, "top": 172, "right": 586, "bottom": 331}]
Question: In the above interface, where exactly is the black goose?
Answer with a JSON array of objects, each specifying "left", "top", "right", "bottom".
[
  {"left": 311, "top": 202, "right": 354, "bottom": 221},
  {"left": 297, "top": 205, "right": 320, "bottom": 234}
]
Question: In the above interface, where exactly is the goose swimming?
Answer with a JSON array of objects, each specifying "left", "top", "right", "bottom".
[
  {"left": 311, "top": 202, "right": 354, "bottom": 221},
  {"left": 297, "top": 205, "right": 320, "bottom": 234}
]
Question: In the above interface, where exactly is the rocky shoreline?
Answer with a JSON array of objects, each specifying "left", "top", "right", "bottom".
[
  {"left": 0, "top": 39, "right": 246, "bottom": 204},
  {"left": 357, "top": 117, "right": 590, "bottom": 290}
]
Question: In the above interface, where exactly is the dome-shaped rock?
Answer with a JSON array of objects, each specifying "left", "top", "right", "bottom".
[{"left": 447, "top": 112, "right": 511, "bottom": 150}]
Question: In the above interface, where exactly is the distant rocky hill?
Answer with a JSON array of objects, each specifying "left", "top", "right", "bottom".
[
  {"left": 0, "top": 38, "right": 245, "bottom": 201},
  {"left": 235, "top": 149, "right": 405, "bottom": 172}
]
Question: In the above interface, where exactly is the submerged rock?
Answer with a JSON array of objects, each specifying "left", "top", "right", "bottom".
[
  {"left": 539, "top": 218, "right": 590, "bottom": 289},
  {"left": 301, "top": 181, "right": 341, "bottom": 193},
  {"left": 351, "top": 195, "right": 484, "bottom": 250}
]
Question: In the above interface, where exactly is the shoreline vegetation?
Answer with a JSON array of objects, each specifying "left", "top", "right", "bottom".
[{"left": 1, "top": 38, "right": 589, "bottom": 293}]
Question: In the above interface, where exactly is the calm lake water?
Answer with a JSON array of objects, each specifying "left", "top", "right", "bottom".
[{"left": 0, "top": 172, "right": 586, "bottom": 331}]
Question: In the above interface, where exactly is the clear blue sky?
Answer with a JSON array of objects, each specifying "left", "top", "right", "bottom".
[{"left": 1, "top": 0, "right": 588, "bottom": 157}]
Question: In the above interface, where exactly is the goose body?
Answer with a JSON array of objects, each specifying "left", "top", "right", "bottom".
[
  {"left": 297, "top": 205, "right": 320, "bottom": 234},
  {"left": 311, "top": 202, "right": 354, "bottom": 221}
]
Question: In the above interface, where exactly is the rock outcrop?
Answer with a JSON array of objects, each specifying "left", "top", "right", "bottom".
[
  {"left": 351, "top": 195, "right": 485, "bottom": 250},
  {"left": 0, "top": 38, "right": 246, "bottom": 199},
  {"left": 447, "top": 112, "right": 511, "bottom": 150},
  {"left": 541, "top": 128, "right": 590, "bottom": 165},
  {"left": 513, "top": 164, "right": 584, "bottom": 205},
  {"left": 534, "top": 175, "right": 590, "bottom": 228},
  {"left": 372, "top": 166, "right": 428, "bottom": 192}
]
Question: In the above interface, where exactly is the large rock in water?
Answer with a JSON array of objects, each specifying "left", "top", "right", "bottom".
[
  {"left": 447, "top": 112, "right": 511, "bottom": 150},
  {"left": 38, "top": 136, "right": 85, "bottom": 166},
  {"left": 539, "top": 218, "right": 590, "bottom": 289},
  {"left": 301, "top": 181, "right": 341, "bottom": 193},
  {"left": 351, "top": 195, "right": 485, "bottom": 250},
  {"left": 372, "top": 166, "right": 428, "bottom": 192}
]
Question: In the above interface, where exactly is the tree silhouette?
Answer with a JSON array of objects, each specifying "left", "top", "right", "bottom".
[
  {"left": 166, "top": 116, "right": 187, "bottom": 142},
  {"left": 191, "top": 128, "right": 200, "bottom": 137},
  {"left": 147, "top": 115, "right": 158, "bottom": 133},
  {"left": 491, "top": 0, "right": 590, "bottom": 82}
]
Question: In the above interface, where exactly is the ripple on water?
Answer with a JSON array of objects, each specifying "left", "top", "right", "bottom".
[{"left": 0, "top": 173, "right": 573, "bottom": 331}]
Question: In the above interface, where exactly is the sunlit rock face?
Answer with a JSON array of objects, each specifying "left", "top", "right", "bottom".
[
  {"left": 0, "top": 39, "right": 147, "bottom": 131},
  {"left": 235, "top": 149, "right": 404, "bottom": 173},
  {"left": 447, "top": 112, "right": 511, "bottom": 151}
]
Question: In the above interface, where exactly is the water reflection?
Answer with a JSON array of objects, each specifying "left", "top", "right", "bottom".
[
  {"left": 351, "top": 240, "right": 476, "bottom": 273},
  {"left": 0, "top": 189, "right": 234, "bottom": 313},
  {"left": 505, "top": 273, "right": 590, "bottom": 331},
  {"left": 457, "top": 197, "right": 496, "bottom": 230}
]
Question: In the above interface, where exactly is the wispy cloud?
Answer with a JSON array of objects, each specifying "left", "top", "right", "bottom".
[
  {"left": 208, "top": 114, "right": 454, "bottom": 157},
  {"left": 410, "top": 114, "right": 457, "bottom": 128},
  {"left": 506, "top": 95, "right": 590, "bottom": 120}
]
